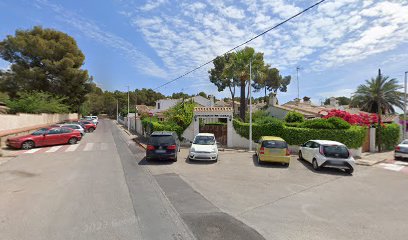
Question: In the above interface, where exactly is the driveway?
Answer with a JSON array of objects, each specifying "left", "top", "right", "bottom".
[{"left": 144, "top": 148, "right": 408, "bottom": 240}]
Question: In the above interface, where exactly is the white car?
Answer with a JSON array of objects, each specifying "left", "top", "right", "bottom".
[
  {"left": 84, "top": 116, "right": 98, "bottom": 125},
  {"left": 189, "top": 133, "right": 218, "bottom": 161},
  {"left": 395, "top": 139, "right": 408, "bottom": 159},
  {"left": 54, "top": 124, "right": 86, "bottom": 136},
  {"left": 299, "top": 140, "right": 355, "bottom": 174}
]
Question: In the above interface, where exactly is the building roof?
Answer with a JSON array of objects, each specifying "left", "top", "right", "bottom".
[
  {"left": 136, "top": 104, "right": 151, "bottom": 113},
  {"left": 194, "top": 107, "right": 233, "bottom": 112}
]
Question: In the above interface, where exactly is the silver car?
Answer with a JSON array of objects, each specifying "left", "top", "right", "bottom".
[
  {"left": 53, "top": 124, "right": 85, "bottom": 136},
  {"left": 395, "top": 139, "right": 408, "bottom": 159}
]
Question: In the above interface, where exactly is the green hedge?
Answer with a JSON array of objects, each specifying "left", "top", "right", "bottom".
[
  {"left": 377, "top": 123, "right": 400, "bottom": 150},
  {"left": 142, "top": 119, "right": 183, "bottom": 138},
  {"left": 285, "top": 111, "right": 304, "bottom": 123},
  {"left": 233, "top": 119, "right": 366, "bottom": 149}
]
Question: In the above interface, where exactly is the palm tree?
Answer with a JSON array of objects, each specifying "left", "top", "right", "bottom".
[{"left": 352, "top": 70, "right": 403, "bottom": 152}]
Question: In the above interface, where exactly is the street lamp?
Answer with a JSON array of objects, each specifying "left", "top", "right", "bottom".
[
  {"left": 296, "top": 66, "right": 301, "bottom": 104},
  {"left": 126, "top": 86, "right": 130, "bottom": 131},
  {"left": 404, "top": 71, "right": 408, "bottom": 139},
  {"left": 249, "top": 58, "right": 253, "bottom": 152}
]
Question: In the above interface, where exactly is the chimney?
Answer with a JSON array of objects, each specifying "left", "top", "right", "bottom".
[
  {"left": 208, "top": 95, "right": 215, "bottom": 107},
  {"left": 269, "top": 93, "right": 278, "bottom": 106},
  {"left": 329, "top": 97, "right": 338, "bottom": 107},
  {"left": 303, "top": 96, "right": 311, "bottom": 105}
]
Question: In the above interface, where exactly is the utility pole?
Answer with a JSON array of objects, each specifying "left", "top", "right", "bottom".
[
  {"left": 116, "top": 99, "right": 119, "bottom": 122},
  {"left": 377, "top": 69, "right": 382, "bottom": 152},
  {"left": 126, "top": 86, "right": 130, "bottom": 131},
  {"left": 296, "top": 66, "right": 301, "bottom": 104},
  {"left": 404, "top": 71, "right": 408, "bottom": 139},
  {"left": 249, "top": 58, "right": 253, "bottom": 152}
]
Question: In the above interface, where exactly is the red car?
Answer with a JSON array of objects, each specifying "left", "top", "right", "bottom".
[
  {"left": 6, "top": 127, "right": 82, "bottom": 150},
  {"left": 80, "top": 121, "right": 97, "bottom": 133}
]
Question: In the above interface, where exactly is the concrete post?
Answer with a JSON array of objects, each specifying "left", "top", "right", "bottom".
[
  {"left": 369, "top": 127, "right": 376, "bottom": 152},
  {"left": 227, "top": 118, "right": 233, "bottom": 148},
  {"left": 193, "top": 117, "right": 199, "bottom": 138}
]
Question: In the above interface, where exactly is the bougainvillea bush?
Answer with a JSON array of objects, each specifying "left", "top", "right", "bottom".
[{"left": 322, "top": 109, "right": 378, "bottom": 126}]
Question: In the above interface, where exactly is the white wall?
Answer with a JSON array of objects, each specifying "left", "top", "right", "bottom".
[
  {"left": 182, "top": 122, "right": 195, "bottom": 143},
  {"left": 230, "top": 127, "right": 256, "bottom": 149},
  {"left": 0, "top": 113, "right": 78, "bottom": 133},
  {"left": 266, "top": 106, "right": 288, "bottom": 120},
  {"left": 153, "top": 99, "right": 181, "bottom": 113}
]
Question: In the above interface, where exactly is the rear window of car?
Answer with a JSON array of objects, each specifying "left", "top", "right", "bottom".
[
  {"left": 323, "top": 145, "right": 349, "bottom": 158},
  {"left": 262, "top": 140, "right": 287, "bottom": 148},
  {"left": 149, "top": 135, "right": 175, "bottom": 145},
  {"left": 32, "top": 128, "right": 48, "bottom": 135}
]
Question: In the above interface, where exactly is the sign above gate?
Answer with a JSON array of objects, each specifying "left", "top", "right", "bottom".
[{"left": 193, "top": 107, "right": 233, "bottom": 121}]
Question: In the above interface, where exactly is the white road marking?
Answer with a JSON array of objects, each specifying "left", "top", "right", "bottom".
[
  {"left": 379, "top": 163, "right": 405, "bottom": 172},
  {"left": 46, "top": 146, "right": 62, "bottom": 153},
  {"left": 66, "top": 144, "right": 80, "bottom": 152},
  {"left": 83, "top": 143, "right": 94, "bottom": 151},
  {"left": 24, "top": 148, "right": 41, "bottom": 154},
  {"left": 101, "top": 143, "right": 108, "bottom": 151},
  {"left": 394, "top": 161, "right": 408, "bottom": 166}
]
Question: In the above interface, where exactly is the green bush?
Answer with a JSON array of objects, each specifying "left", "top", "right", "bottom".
[
  {"left": 285, "top": 111, "right": 304, "bottom": 123},
  {"left": 245, "top": 110, "right": 269, "bottom": 122},
  {"left": 254, "top": 116, "right": 284, "bottom": 127},
  {"left": 233, "top": 119, "right": 366, "bottom": 149},
  {"left": 377, "top": 123, "right": 400, "bottom": 150},
  {"left": 301, "top": 118, "right": 335, "bottom": 129},
  {"left": 6, "top": 91, "right": 70, "bottom": 114},
  {"left": 284, "top": 122, "right": 303, "bottom": 128},
  {"left": 142, "top": 119, "right": 183, "bottom": 138},
  {"left": 327, "top": 117, "right": 351, "bottom": 129}
]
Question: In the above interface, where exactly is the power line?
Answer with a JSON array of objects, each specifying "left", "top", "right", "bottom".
[{"left": 153, "top": 0, "right": 328, "bottom": 90}]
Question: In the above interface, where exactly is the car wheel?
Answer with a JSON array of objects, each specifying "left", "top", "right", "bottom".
[
  {"left": 173, "top": 154, "right": 178, "bottom": 162},
  {"left": 282, "top": 162, "right": 289, "bottom": 167},
  {"left": 299, "top": 151, "right": 303, "bottom": 160},
  {"left": 21, "top": 140, "right": 35, "bottom": 150},
  {"left": 345, "top": 168, "right": 354, "bottom": 174},
  {"left": 88, "top": 127, "right": 95, "bottom": 133},
  {"left": 312, "top": 158, "right": 320, "bottom": 171},
  {"left": 68, "top": 137, "right": 78, "bottom": 145},
  {"left": 257, "top": 155, "right": 263, "bottom": 165}
]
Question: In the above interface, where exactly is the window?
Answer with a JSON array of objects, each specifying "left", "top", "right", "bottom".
[
  {"left": 261, "top": 140, "right": 287, "bottom": 149},
  {"left": 193, "top": 136, "right": 215, "bottom": 145},
  {"left": 158, "top": 102, "right": 161, "bottom": 109},
  {"left": 48, "top": 128, "right": 61, "bottom": 135},
  {"left": 311, "top": 142, "right": 320, "bottom": 148},
  {"left": 304, "top": 141, "right": 313, "bottom": 148},
  {"left": 31, "top": 128, "right": 48, "bottom": 136},
  {"left": 61, "top": 128, "right": 72, "bottom": 133},
  {"left": 149, "top": 135, "right": 175, "bottom": 145}
]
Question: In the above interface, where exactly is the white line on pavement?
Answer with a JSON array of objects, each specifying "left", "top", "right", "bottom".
[
  {"left": 46, "top": 146, "right": 62, "bottom": 153},
  {"left": 83, "top": 143, "right": 94, "bottom": 151},
  {"left": 66, "top": 144, "right": 80, "bottom": 152},
  {"left": 24, "top": 148, "right": 41, "bottom": 154}
]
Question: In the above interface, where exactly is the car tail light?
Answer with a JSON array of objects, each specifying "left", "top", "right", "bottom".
[
  {"left": 286, "top": 148, "right": 290, "bottom": 156},
  {"left": 260, "top": 147, "right": 265, "bottom": 154},
  {"left": 146, "top": 145, "right": 155, "bottom": 151},
  {"left": 167, "top": 145, "right": 177, "bottom": 150},
  {"left": 319, "top": 146, "right": 325, "bottom": 156},
  {"left": 395, "top": 146, "right": 401, "bottom": 151}
]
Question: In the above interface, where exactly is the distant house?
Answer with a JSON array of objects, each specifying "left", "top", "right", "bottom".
[
  {"left": 135, "top": 104, "right": 152, "bottom": 116},
  {"left": 152, "top": 99, "right": 182, "bottom": 114}
]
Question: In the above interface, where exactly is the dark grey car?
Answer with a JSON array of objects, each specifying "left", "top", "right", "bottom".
[{"left": 146, "top": 131, "right": 180, "bottom": 162}]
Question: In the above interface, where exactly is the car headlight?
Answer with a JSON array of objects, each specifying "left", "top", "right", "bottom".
[
  {"left": 190, "top": 148, "right": 195, "bottom": 153},
  {"left": 211, "top": 149, "right": 216, "bottom": 153}
]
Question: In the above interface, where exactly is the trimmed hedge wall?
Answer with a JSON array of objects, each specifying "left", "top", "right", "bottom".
[
  {"left": 142, "top": 119, "right": 183, "bottom": 138},
  {"left": 377, "top": 123, "right": 400, "bottom": 150},
  {"left": 233, "top": 119, "right": 367, "bottom": 149}
]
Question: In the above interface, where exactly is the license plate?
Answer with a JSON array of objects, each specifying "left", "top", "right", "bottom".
[{"left": 156, "top": 150, "right": 166, "bottom": 153}]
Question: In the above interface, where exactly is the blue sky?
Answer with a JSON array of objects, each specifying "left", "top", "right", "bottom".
[{"left": 1, "top": 0, "right": 408, "bottom": 107}]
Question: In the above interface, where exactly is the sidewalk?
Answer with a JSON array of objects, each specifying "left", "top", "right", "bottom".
[{"left": 355, "top": 151, "right": 394, "bottom": 166}]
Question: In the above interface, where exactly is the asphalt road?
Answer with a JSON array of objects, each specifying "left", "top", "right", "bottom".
[{"left": 0, "top": 119, "right": 263, "bottom": 240}]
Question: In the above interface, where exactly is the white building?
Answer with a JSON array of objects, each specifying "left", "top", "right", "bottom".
[{"left": 152, "top": 99, "right": 182, "bottom": 113}]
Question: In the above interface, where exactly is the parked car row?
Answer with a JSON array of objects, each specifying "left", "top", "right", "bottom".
[
  {"left": 145, "top": 131, "right": 356, "bottom": 175},
  {"left": 6, "top": 117, "right": 98, "bottom": 150}
]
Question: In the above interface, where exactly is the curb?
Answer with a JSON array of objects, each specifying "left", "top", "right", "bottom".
[
  {"left": 132, "top": 138, "right": 147, "bottom": 150},
  {"left": 355, "top": 158, "right": 388, "bottom": 166}
]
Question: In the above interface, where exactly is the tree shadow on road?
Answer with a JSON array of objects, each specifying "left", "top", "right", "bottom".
[
  {"left": 297, "top": 158, "right": 352, "bottom": 176},
  {"left": 138, "top": 157, "right": 175, "bottom": 166},
  {"left": 251, "top": 154, "right": 289, "bottom": 168}
]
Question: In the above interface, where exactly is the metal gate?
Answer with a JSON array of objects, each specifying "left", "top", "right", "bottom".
[{"left": 199, "top": 124, "right": 227, "bottom": 146}]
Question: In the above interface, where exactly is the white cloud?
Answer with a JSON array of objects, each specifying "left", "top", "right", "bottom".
[
  {"left": 35, "top": 0, "right": 166, "bottom": 78},
  {"left": 140, "top": 0, "right": 167, "bottom": 11},
  {"left": 117, "top": 0, "right": 408, "bottom": 91}
]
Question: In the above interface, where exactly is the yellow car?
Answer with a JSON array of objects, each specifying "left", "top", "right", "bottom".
[{"left": 255, "top": 136, "right": 290, "bottom": 166}]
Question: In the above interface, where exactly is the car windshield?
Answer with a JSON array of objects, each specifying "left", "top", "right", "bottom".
[
  {"left": 193, "top": 136, "right": 215, "bottom": 145},
  {"left": 31, "top": 128, "right": 48, "bottom": 135},
  {"left": 401, "top": 140, "right": 408, "bottom": 145},
  {"left": 262, "top": 140, "right": 287, "bottom": 148},
  {"left": 149, "top": 135, "right": 175, "bottom": 145}
]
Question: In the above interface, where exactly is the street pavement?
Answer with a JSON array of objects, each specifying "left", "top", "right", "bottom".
[{"left": 1, "top": 119, "right": 408, "bottom": 240}]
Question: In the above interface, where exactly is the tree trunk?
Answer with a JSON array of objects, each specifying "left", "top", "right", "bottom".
[
  {"left": 377, "top": 104, "right": 382, "bottom": 152},
  {"left": 240, "top": 79, "right": 246, "bottom": 121}
]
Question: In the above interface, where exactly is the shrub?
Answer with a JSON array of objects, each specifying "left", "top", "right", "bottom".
[
  {"left": 142, "top": 119, "right": 183, "bottom": 138},
  {"left": 301, "top": 118, "right": 335, "bottom": 129},
  {"left": 284, "top": 122, "right": 303, "bottom": 128},
  {"left": 233, "top": 119, "right": 366, "bottom": 149},
  {"left": 323, "top": 109, "right": 378, "bottom": 126},
  {"left": 377, "top": 123, "right": 400, "bottom": 150},
  {"left": 254, "top": 116, "right": 284, "bottom": 127},
  {"left": 327, "top": 117, "right": 351, "bottom": 129},
  {"left": 285, "top": 111, "right": 304, "bottom": 123},
  {"left": 245, "top": 110, "right": 269, "bottom": 122},
  {"left": 6, "top": 91, "right": 70, "bottom": 114}
]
